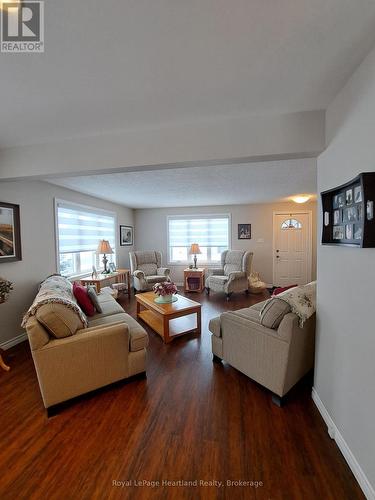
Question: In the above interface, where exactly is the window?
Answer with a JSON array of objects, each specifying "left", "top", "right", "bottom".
[
  {"left": 168, "top": 215, "right": 230, "bottom": 264},
  {"left": 55, "top": 200, "right": 116, "bottom": 277},
  {"left": 281, "top": 218, "right": 302, "bottom": 229}
]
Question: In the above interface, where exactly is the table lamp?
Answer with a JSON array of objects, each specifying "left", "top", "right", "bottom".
[
  {"left": 189, "top": 243, "right": 201, "bottom": 269},
  {"left": 96, "top": 240, "right": 113, "bottom": 274}
]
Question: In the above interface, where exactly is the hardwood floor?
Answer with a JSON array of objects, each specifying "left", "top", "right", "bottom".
[{"left": 0, "top": 289, "right": 364, "bottom": 500}]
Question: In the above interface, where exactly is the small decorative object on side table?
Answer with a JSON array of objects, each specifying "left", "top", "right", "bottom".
[
  {"left": 184, "top": 268, "right": 205, "bottom": 293},
  {"left": 0, "top": 276, "right": 13, "bottom": 371},
  {"left": 153, "top": 281, "right": 178, "bottom": 303}
]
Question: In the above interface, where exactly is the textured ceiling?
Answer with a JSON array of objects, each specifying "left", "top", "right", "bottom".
[
  {"left": 1, "top": 0, "right": 375, "bottom": 148},
  {"left": 46, "top": 159, "right": 317, "bottom": 208}
]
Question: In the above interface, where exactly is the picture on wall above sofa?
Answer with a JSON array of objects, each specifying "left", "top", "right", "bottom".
[{"left": 0, "top": 202, "right": 22, "bottom": 263}]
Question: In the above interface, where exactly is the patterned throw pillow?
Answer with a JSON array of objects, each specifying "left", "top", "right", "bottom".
[{"left": 87, "top": 286, "right": 103, "bottom": 313}]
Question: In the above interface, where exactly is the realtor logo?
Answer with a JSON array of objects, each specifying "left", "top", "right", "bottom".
[{"left": 1, "top": 1, "right": 44, "bottom": 52}]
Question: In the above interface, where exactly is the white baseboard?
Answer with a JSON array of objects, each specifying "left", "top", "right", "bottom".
[
  {"left": 0, "top": 332, "right": 27, "bottom": 350},
  {"left": 312, "top": 387, "right": 375, "bottom": 500}
]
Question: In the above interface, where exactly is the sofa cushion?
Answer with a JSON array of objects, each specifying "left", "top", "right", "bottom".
[
  {"left": 232, "top": 307, "right": 262, "bottom": 324},
  {"left": 272, "top": 284, "right": 298, "bottom": 296},
  {"left": 87, "top": 286, "right": 103, "bottom": 313},
  {"left": 87, "top": 312, "right": 149, "bottom": 351},
  {"left": 73, "top": 283, "right": 95, "bottom": 316},
  {"left": 36, "top": 303, "right": 85, "bottom": 338},
  {"left": 260, "top": 298, "right": 291, "bottom": 329},
  {"left": 89, "top": 299, "right": 124, "bottom": 321}
]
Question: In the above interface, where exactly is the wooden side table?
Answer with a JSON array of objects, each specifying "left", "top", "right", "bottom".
[
  {"left": 184, "top": 268, "right": 205, "bottom": 293},
  {"left": 80, "top": 268, "right": 131, "bottom": 297}
]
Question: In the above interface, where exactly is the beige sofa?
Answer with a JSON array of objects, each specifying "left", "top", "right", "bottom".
[
  {"left": 25, "top": 284, "right": 148, "bottom": 411},
  {"left": 209, "top": 292, "right": 315, "bottom": 405}
]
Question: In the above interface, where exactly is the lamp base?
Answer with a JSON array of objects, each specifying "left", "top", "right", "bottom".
[{"left": 193, "top": 255, "right": 197, "bottom": 269}]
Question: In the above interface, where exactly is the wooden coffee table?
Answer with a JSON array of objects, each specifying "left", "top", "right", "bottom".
[{"left": 136, "top": 292, "right": 201, "bottom": 343}]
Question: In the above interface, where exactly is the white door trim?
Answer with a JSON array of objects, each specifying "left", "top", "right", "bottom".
[{"left": 272, "top": 210, "right": 312, "bottom": 286}]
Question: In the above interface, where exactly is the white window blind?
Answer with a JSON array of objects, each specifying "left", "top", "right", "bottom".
[
  {"left": 168, "top": 215, "right": 230, "bottom": 264},
  {"left": 56, "top": 200, "right": 116, "bottom": 277}
]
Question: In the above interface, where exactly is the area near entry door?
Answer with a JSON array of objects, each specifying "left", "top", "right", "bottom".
[{"left": 273, "top": 212, "right": 312, "bottom": 287}]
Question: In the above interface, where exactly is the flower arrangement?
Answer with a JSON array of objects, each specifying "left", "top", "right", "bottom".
[
  {"left": 0, "top": 277, "right": 13, "bottom": 303},
  {"left": 153, "top": 281, "right": 178, "bottom": 297}
]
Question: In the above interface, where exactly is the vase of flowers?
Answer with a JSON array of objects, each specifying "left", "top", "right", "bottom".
[
  {"left": 0, "top": 277, "right": 13, "bottom": 304},
  {"left": 153, "top": 281, "right": 178, "bottom": 303}
]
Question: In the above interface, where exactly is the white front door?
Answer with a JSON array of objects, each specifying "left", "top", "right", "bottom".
[{"left": 273, "top": 212, "right": 312, "bottom": 287}]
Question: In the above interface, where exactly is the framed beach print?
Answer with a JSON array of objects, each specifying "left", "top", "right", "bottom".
[
  {"left": 0, "top": 202, "right": 22, "bottom": 263},
  {"left": 238, "top": 224, "right": 251, "bottom": 239},
  {"left": 120, "top": 225, "right": 133, "bottom": 246}
]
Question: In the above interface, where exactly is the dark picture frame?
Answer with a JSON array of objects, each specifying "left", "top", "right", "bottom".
[
  {"left": 0, "top": 202, "right": 22, "bottom": 263},
  {"left": 119, "top": 225, "right": 133, "bottom": 246},
  {"left": 238, "top": 223, "right": 251, "bottom": 240}
]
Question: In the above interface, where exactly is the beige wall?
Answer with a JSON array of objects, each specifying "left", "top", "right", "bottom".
[
  {"left": 134, "top": 202, "right": 317, "bottom": 285},
  {"left": 0, "top": 180, "right": 134, "bottom": 346},
  {"left": 315, "top": 46, "right": 375, "bottom": 494}
]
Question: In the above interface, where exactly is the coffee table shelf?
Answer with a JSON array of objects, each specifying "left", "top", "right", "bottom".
[{"left": 136, "top": 291, "right": 201, "bottom": 343}]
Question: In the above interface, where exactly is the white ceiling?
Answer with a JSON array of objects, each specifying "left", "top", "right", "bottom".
[
  {"left": 46, "top": 159, "right": 317, "bottom": 208},
  {"left": 1, "top": 0, "right": 375, "bottom": 148}
]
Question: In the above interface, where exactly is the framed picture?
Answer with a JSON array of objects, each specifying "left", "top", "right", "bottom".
[
  {"left": 366, "top": 201, "right": 374, "bottom": 221},
  {"left": 120, "top": 225, "right": 133, "bottom": 246},
  {"left": 333, "top": 225, "right": 344, "bottom": 240},
  {"left": 343, "top": 206, "right": 357, "bottom": 223},
  {"left": 354, "top": 224, "right": 363, "bottom": 240},
  {"left": 238, "top": 224, "right": 251, "bottom": 239},
  {"left": 345, "top": 224, "right": 353, "bottom": 240},
  {"left": 108, "top": 262, "right": 117, "bottom": 272},
  {"left": 333, "top": 210, "right": 340, "bottom": 225},
  {"left": 346, "top": 188, "right": 353, "bottom": 205},
  {"left": 337, "top": 193, "right": 345, "bottom": 208},
  {"left": 354, "top": 185, "right": 362, "bottom": 203},
  {"left": 0, "top": 202, "right": 22, "bottom": 263}
]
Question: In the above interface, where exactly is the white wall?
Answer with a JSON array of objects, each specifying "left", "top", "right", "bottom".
[
  {"left": 135, "top": 202, "right": 317, "bottom": 285},
  {"left": 0, "top": 180, "right": 134, "bottom": 346},
  {"left": 315, "top": 46, "right": 375, "bottom": 495}
]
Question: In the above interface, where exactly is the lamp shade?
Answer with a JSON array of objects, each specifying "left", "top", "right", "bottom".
[
  {"left": 96, "top": 240, "right": 113, "bottom": 254},
  {"left": 189, "top": 243, "right": 201, "bottom": 255}
]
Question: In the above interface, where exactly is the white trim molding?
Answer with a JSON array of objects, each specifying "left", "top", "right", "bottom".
[
  {"left": 0, "top": 332, "right": 28, "bottom": 350},
  {"left": 312, "top": 388, "right": 375, "bottom": 500}
]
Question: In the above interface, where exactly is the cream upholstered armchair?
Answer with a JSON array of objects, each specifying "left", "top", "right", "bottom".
[
  {"left": 130, "top": 251, "right": 171, "bottom": 292},
  {"left": 205, "top": 250, "right": 253, "bottom": 300}
]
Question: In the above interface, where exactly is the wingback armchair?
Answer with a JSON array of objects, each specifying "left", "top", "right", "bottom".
[
  {"left": 130, "top": 251, "right": 171, "bottom": 292},
  {"left": 205, "top": 250, "right": 253, "bottom": 299}
]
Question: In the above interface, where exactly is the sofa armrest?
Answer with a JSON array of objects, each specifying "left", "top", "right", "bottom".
[
  {"left": 32, "top": 323, "right": 131, "bottom": 408},
  {"left": 157, "top": 267, "right": 171, "bottom": 278},
  {"left": 133, "top": 270, "right": 145, "bottom": 279},
  {"left": 209, "top": 316, "right": 222, "bottom": 338},
  {"left": 207, "top": 268, "right": 224, "bottom": 277}
]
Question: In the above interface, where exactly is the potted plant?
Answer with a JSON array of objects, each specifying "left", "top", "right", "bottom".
[
  {"left": 0, "top": 277, "right": 13, "bottom": 304},
  {"left": 153, "top": 281, "right": 178, "bottom": 303}
]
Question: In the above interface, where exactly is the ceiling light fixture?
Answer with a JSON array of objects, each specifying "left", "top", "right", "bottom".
[{"left": 292, "top": 195, "right": 310, "bottom": 204}]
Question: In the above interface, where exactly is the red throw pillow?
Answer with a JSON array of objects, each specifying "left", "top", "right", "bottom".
[
  {"left": 272, "top": 284, "right": 298, "bottom": 296},
  {"left": 73, "top": 282, "right": 95, "bottom": 316}
]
